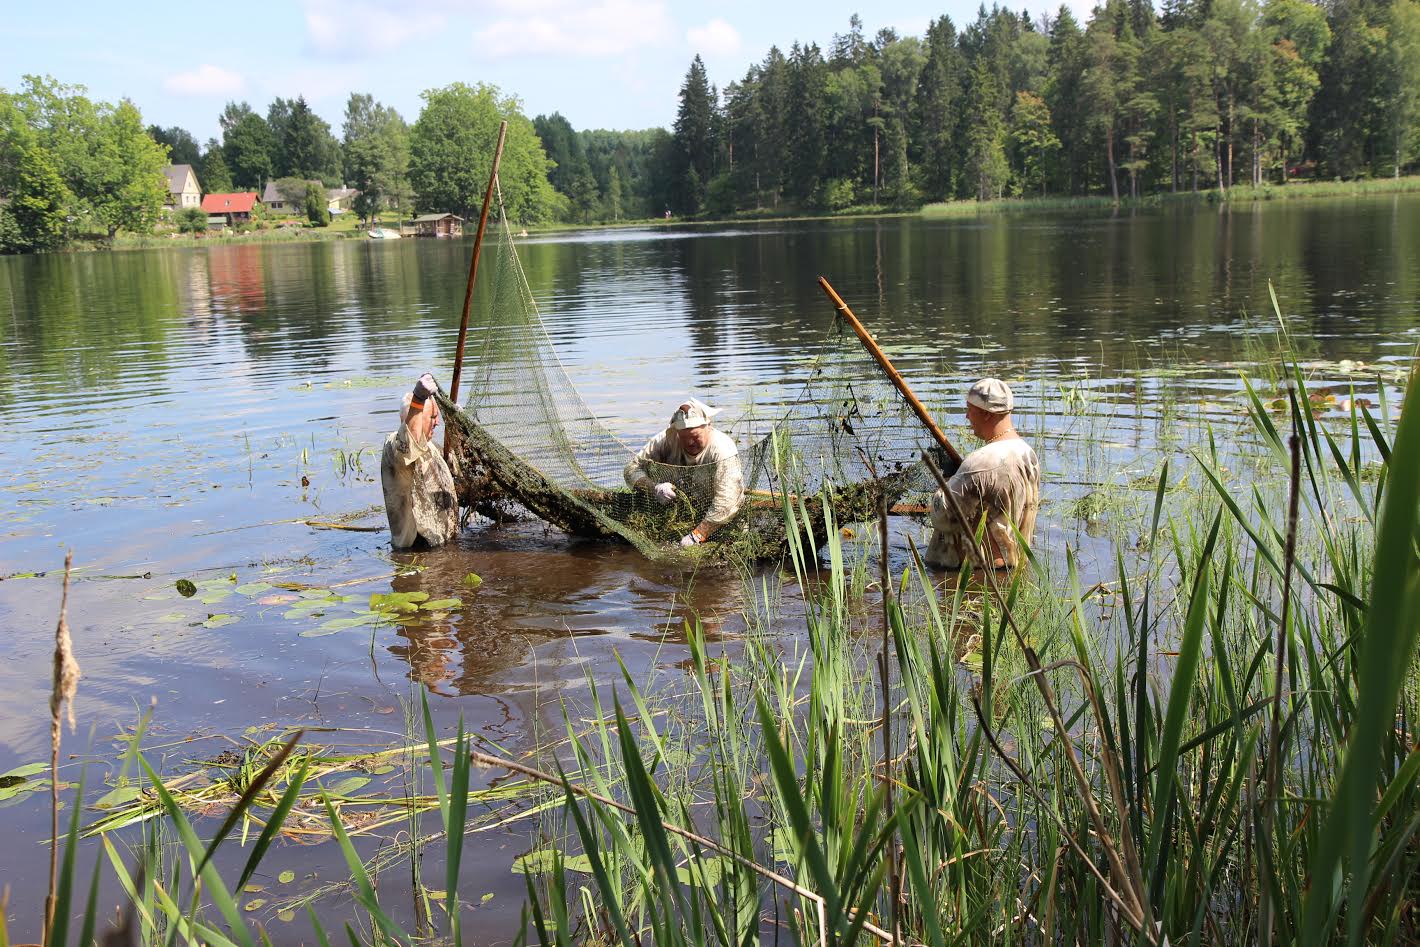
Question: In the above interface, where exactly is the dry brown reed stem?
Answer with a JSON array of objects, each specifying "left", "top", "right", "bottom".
[
  {"left": 468, "top": 750, "right": 897, "bottom": 946},
  {"left": 45, "top": 552, "right": 78, "bottom": 946},
  {"left": 922, "top": 455, "right": 1155, "bottom": 943},
  {"left": 1261, "top": 425, "right": 1303, "bottom": 941}
]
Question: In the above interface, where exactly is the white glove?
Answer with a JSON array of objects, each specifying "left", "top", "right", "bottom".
[
  {"left": 679, "top": 533, "right": 698, "bottom": 548},
  {"left": 653, "top": 482, "right": 677, "bottom": 505}
]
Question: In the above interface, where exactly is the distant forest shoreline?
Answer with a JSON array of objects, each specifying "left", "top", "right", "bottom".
[
  {"left": 76, "top": 174, "right": 1416, "bottom": 255},
  {"left": 3, "top": 0, "right": 1418, "bottom": 254}
]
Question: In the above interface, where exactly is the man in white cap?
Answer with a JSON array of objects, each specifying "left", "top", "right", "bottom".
[
  {"left": 624, "top": 398, "right": 745, "bottom": 547},
  {"left": 926, "top": 378, "right": 1040, "bottom": 569},
  {"left": 381, "top": 372, "right": 459, "bottom": 549}
]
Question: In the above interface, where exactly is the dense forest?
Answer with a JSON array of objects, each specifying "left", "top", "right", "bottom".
[
  {"left": 2, "top": 0, "right": 1419, "bottom": 250},
  {"left": 638, "top": 0, "right": 1420, "bottom": 215}
]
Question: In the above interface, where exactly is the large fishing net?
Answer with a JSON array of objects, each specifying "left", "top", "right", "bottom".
[{"left": 441, "top": 188, "right": 951, "bottom": 564}]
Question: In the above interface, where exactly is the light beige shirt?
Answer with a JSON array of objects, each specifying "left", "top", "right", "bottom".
[
  {"left": 927, "top": 437, "right": 1040, "bottom": 568},
  {"left": 381, "top": 426, "right": 459, "bottom": 549},
  {"left": 623, "top": 427, "right": 745, "bottom": 527}
]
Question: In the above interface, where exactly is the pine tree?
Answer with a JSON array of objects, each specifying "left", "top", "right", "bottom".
[
  {"left": 912, "top": 16, "right": 965, "bottom": 199},
  {"left": 671, "top": 55, "right": 719, "bottom": 213},
  {"left": 786, "top": 43, "right": 829, "bottom": 203},
  {"left": 200, "top": 140, "right": 234, "bottom": 193}
]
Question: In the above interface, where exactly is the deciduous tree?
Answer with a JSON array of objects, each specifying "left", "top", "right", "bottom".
[{"left": 408, "top": 82, "right": 558, "bottom": 224}]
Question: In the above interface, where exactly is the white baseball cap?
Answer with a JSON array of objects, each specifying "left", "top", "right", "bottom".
[
  {"left": 670, "top": 398, "right": 722, "bottom": 430},
  {"left": 966, "top": 378, "right": 1013, "bottom": 414}
]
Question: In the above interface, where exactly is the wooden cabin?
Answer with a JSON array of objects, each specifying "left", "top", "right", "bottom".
[
  {"left": 201, "top": 192, "right": 261, "bottom": 226},
  {"left": 412, "top": 213, "right": 463, "bottom": 238}
]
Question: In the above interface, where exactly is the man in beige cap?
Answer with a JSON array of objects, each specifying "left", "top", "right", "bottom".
[
  {"left": 624, "top": 398, "right": 745, "bottom": 547},
  {"left": 926, "top": 378, "right": 1040, "bottom": 569}
]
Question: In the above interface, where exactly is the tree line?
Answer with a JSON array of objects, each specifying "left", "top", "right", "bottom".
[{"left": 3, "top": 0, "right": 1419, "bottom": 252}]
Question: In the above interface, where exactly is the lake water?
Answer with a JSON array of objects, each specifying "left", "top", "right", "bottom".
[{"left": 1, "top": 196, "right": 1416, "bottom": 939}]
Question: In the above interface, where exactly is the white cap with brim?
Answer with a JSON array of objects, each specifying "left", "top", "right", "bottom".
[
  {"left": 670, "top": 398, "right": 721, "bottom": 430},
  {"left": 966, "top": 378, "right": 1013, "bottom": 414}
]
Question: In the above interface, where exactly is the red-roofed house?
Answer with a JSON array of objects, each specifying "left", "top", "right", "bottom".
[{"left": 202, "top": 192, "right": 261, "bottom": 227}]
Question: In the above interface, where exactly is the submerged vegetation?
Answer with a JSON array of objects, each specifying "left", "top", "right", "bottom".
[{"left": 9, "top": 331, "right": 1419, "bottom": 945}]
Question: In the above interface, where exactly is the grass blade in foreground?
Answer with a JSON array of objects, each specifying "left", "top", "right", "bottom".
[{"left": 1301, "top": 376, "right": 1420, "bottom": 945}]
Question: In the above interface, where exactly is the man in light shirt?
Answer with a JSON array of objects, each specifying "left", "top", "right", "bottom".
[
  {"left": 381, "top": 373, "right": 459, "bottom": 550},
  {"left": 927, "top": 378, "right": 1040, "bottom": 569},
  {"left": 624, "top": 398, "right": 745, "bottom": 548}
]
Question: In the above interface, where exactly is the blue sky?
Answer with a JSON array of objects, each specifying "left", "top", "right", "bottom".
[{"left": 4, "top": 0, "right": 1087, "bottom": 141}]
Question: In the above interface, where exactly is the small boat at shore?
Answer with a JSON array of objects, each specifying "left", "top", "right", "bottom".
[{"left": 367, "top": 227, "right": 402, "bottom": 240}]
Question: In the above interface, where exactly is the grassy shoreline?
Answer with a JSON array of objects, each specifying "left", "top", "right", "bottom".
[
  {"left": 29, "top": 173, "right": 1419, "bottom": 255},
  {"left": 922, "top": 173, "right": 1420, "bottom": 216}
]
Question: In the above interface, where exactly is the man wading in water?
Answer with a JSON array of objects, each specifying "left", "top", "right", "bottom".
[
  {"left": 926, "top": 378, "right": 1040, "bottom": 570},
  {"left": 624, "top": 398, "right": 745, "bottom": 548},
  {"left": 381, "top": 373, "right": 459, "bottom": 549}
]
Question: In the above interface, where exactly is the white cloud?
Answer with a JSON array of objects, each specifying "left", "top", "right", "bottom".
[
  {"left": 686, "top": 18, "right": 740, "bottom": 57},
  {"left": 257, "top": 65, "right": 369, "bottom": 106},
  {"left": 162, "top": 64, "right": 246, "bottom": 97},
  {"left": 303, "top": 0, "right": 446, "bottom": 58},
  {"left": 474, "top": 0, "right": 673, "bottom": 58}
]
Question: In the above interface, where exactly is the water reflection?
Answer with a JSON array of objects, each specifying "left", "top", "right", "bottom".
[
  {"left": 382, "top": 527, "right": 748, "bottom": 696},
  {"left": 0, "top": 197, "right": 1415, "bottom": 744}
]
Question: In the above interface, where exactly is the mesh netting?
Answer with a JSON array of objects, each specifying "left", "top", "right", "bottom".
[{"left": 442, "top": 188, "right": 951, "bottom": 564}]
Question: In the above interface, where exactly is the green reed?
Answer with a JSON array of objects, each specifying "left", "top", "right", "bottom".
[
  {"left": 507, "top": 358, "right": 1418, "bottom": 945},
  {"left": 11, "top": 345, "right": 1417, "bottom": 945}
]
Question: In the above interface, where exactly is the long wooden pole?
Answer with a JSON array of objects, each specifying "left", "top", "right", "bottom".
[
  {"left": 817, "top": 275, "right": 963, "bottom": 465},
  {"left": 448, "top": 119, "right": 508, "bottom": 405}
]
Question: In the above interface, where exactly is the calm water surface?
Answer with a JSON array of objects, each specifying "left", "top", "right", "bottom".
[{"left": 1, "top": 197, "right": 1416, "bottom": 939}]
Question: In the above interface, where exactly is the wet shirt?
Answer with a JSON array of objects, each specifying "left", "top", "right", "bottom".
[
  {"left": 927, "top": 437, "right": 1040, "bottom": 568},
  {"left": 381, "top": 426, "right": 459, "bottom": 549},
  {"left": 623, "top": 427, "right": 745, "bottom": 527}
]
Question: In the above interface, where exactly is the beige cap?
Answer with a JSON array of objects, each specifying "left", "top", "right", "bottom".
[
  {"left": 966, "top": 378, "right": 1013, "bottom": 414},
  {"left": 670, "top": 398, "right": 721, "bottom": 430}
]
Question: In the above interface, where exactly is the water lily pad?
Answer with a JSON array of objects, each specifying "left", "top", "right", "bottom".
[
  {"left": 235, "top": 582, "right": 273, "bottom": 596},
  {"left": 175, "top": 579, "right": 197, "bottom": 598},
  {"left": 0, "top": 763, "right": 49, "bottom": 802},
  {"left": 462, "top": 573, "right": 483, "bottom": 588},
  {"left": 94, "top": 785, "right": 144, "bottom": 809},
  {"left": 370, "top": 591, "right": 429, "bottom": 614},
  {"left": 325, "top": 775, "right": 370, "bottom": 796},
  {"left": 257, "top": 593, "right": 299, "bottom": 606},
  {"left": 278, "top": 870, "right": 295, "bottom": 884},
  {"left": 1, "top": 763, "right": 47, "bottom": 780},
  {"left": 157, "top": 612, "right": 186, "bottom": 623},
  {"left": 301, "top": 616, "right": 377, "bottom": 637},
  {"left": 420, "top": 598, "right": 462, "bottom": 611},
  {"left": 243, "top": 899, "right": 267, "bottom": 911},
  {"left": 677, "top": 856, "right": 726, "bottom": 888},
  {"left": 203, "top": 614, "right": 240, "bottom": 628},
  {"left": 199, "top": 591, "right": 232, "bottom": 605},
  {"left": 512, "top": 848, "right": 593, "bottom": 875}
]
